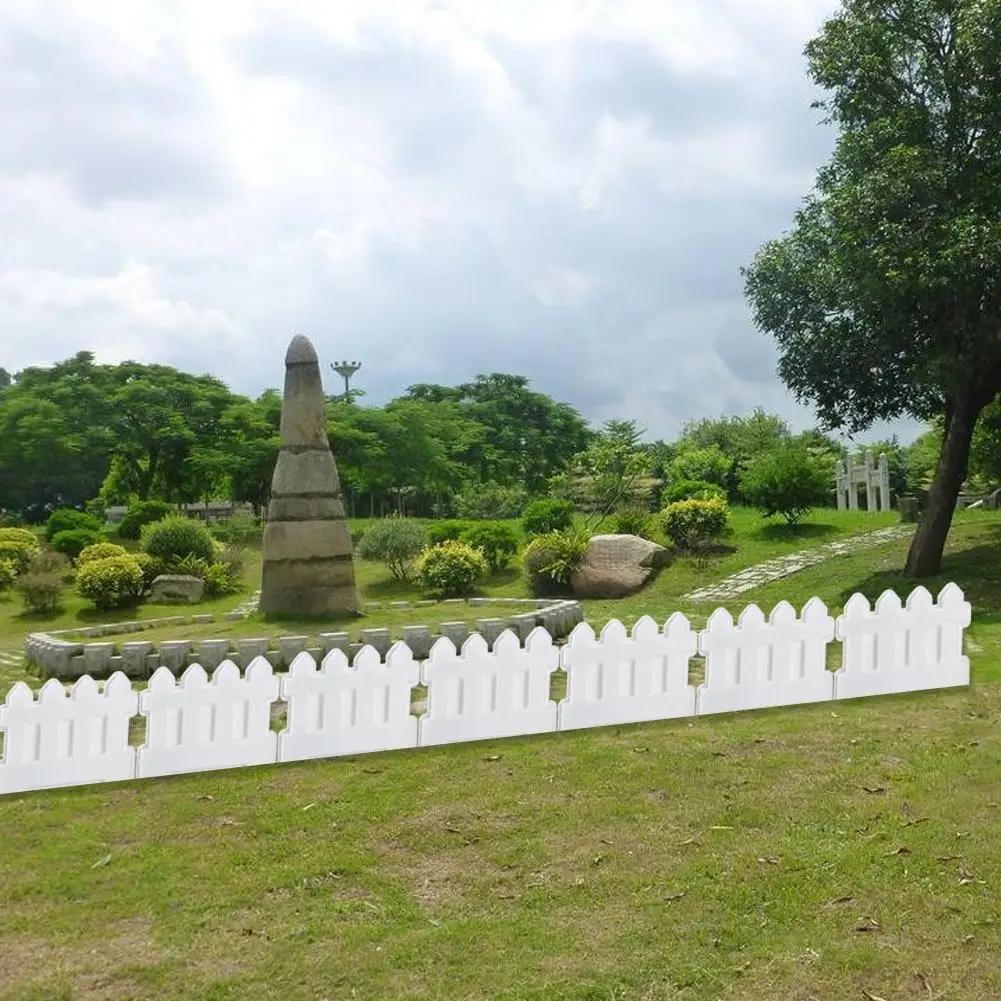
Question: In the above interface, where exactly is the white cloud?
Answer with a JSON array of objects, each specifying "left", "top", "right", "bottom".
[{"left": 0, "top": 0, "right": 922, "bottom": 442}]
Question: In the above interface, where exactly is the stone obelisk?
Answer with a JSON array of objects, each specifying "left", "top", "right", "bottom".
[{"left": 260, "top": 335, "right": 361, "bottom": 616}]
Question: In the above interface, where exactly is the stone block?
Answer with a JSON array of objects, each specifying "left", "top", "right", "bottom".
[
  {"left": 317, "top": 632, "right": 351, "bottom": 657},
  {"left": 262, "top": 519, "right": 352, "bottom": 562},
  {"left": 236, "top": 638, "right": 271, "bottom": 668},
  {"left": 121, "top": 641, "right": 154, "bottom": 677},
  {"left": 508, "top": 613, "right": 537, "bottom": 643},
  {"left": 159, "top": 640, "right": 191, "bottom": 673},
  {"left": 259, "top": 559, "right": 360, "bottom": 616},
  {"left": 278, "top": 635, "right": 309, "bottom": 667},
  {"left": 359, "top": 628, "right": 392, "bottom": 658},
  {"left": 145, "top": 653, "right": 160, "bottom": 675},
  {"left": 475, "top": 618, "right": 507, "bottom": 649},
  {"left": 192, "top": 614, "right": 215, "bottom": 625},
  {"left": 223, "top": 611, "right": 245, "bottom": 621},
  {"left": 198, "top": 639, "right": 232, "bottom": 670},
  {"left": 401, "top": 625, "right": 433, "bottom": 659},
  {"left": 69, "top": 654, "right": 84, "bottom": 677},
  {"left": 269, "top": 448, "right": 341, "bottom": 497},
  {"left": 439, "top": 621, "right": 470, "bottom": 649},
  {"left": 150, "top": 575, "right": 205, "bottom": 603},
  {"left": 390, "top": 600, "right": 410, "bottom": 609},
  {"left": 108, "top": 655, "right": 124, "bottom": 672},
  {"left": 347, "top": 642, "right": 363, "bottom": 662},
  {"left": 266, "top": 495, "right": 345, "bottom": 521},
  {"left": 305, "top": 646, "right": 323, "bottom": 664},
  {"left": 83, "top": 643, "right": 116, "bottom": 675}
]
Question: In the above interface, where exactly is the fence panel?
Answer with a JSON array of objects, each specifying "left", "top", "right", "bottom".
[
  {"left": 418, "top": 628, "right": 558, "bottom": 746},
  {"left": 697, "top": 598, "right": 835, "bottom": 715},
  {"left": 137, "top": 658, "right": 279, "bottom": 779},
  {"left": 0, "top": 673, "right": 137, "bottom": 794},
  {"left": 279, "top": 644, "right": 420, "bottom": 762},
  {"left": 558, "top": 614, "right": 697, "bottom": 730}
]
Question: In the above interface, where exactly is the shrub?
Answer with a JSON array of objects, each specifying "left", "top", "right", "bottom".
[
  {"left": 612, "top": 506, "right": 651, "bottom": 538},
  {"left": 140, "top": 516, "right": 217, "bottom": 567},
  {"left": 666, "top": 446, "right": 733, "bottom": 488},
  {"left": 29, "top": 549, "right": 73, "bottom": 582},
  {"left": 454, "top": 482, "right": 529, "bottom": 520},
  {"left": 118, "top": 499, "right": 176, "bottom": 540},
  {"left": 522, "top": 529, "right": 589, "bottom": 596},
  {"left": 76, "top": 555, "right": 144, "bottom": 611},
  {"left": 172, "top": 553, "right": 212, "bottom": 578},
  {"left": 0, "top": 531, "right": 40, "bottom": 573},
  {"left": 16, "top": 571, "right": 63, "bottom": 614},
  {"left": 0, "top": 558, "right": 16, "bottom": 592},
  {"left": 133, "top": 552, "right": 164, "bottom": 590},
  {"left": 462, "top": 521, "right": 519, "bottom": 572},
  {"left": 740, "top": 446, "right": 832, "bottom": 526},
  {"left": 416, "top": 540, "right": 488, "bottom": 598},
  {"left": 355, "top": 517, "right": 429, "bottom": 581},
  {"left": 210, "top": 513, "right": 260, "bottom": 546},
  {"left": 45, "top": 507, "right": 102, "bottom": 542},
  {"left": 77, "top": 542, "right": 130, "bottom": 565},
  {"left": 662, "top": 479, "right": 728, "bottom": 505},
  {"left": 522, "top": 498, "right": 575, "bottom": 538},
  {"left": 661, "top": 499, "right": 729, "bottom": 551},
  {"left": 204, "top": 561, "right": 241, "bottom": 598},
  {"left": 51, "top": 528, "right": 105, "bottom": 559},
  {"left": 216, "top": 544, "right": 246, "bottom": 580},
  {"left": 427, "top": 520, "right": 473, "bottom": 545}
]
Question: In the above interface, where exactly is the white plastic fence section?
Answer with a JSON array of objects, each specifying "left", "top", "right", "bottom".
[
  {"left": 697, "top": 598, "right": 835, "bottom": 715},
  {"left": 558, "top": 614, "right": 697, "bottom": 730},
  {"left": 418, "top": 627, "right": 558, "bottom": 746},
  {"left": 0, "top": 673, "right": 137, "bottom": 795},
  {"left": 136, "top": 658, "right": 280, "bottom": 778},
  {"left": 834, "top": 583, "right": 971, "bottom": 700},
  {"left": 279, "top": 644, "right": 420, "bottom": 761}
]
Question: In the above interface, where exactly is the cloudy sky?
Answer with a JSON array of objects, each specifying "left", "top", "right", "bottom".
[{"left": 0, "top": 0, "right": 921, "bottom": 444}]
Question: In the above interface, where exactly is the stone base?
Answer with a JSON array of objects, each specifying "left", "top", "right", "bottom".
[{"left": 260, "top": 558, "right": 361, "bottom": 616}]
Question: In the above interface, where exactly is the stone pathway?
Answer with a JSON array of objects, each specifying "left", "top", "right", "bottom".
[
  {"left": 232, "top": 589, "right": 261, "bottom": 617},
  {"left": 682, "top": 525, "right": 913, "bottom": 604}
]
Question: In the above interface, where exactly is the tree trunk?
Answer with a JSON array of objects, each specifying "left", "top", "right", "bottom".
[{"left": 904, "top": 393, "right": 982, "bottom": 577}]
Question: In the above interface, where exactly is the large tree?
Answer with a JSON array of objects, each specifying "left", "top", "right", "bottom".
[{"left": 743, "top": 0, "right": 1001, "bottom": 576}]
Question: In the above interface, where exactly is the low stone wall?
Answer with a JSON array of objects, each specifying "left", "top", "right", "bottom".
[{"left": 23, "top": 598, "right": 584, "bottom": 680}]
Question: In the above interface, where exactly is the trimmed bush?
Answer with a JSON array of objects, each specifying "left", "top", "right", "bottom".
[
  {"left": 76, "top": 555, "right": 144, "bottom": 611},
  {"left": 118, "top": 499, "right": 176, "bottom": 541},
  {"left": 16, "top": 571, "right": 63, "bottom": 614},
  {"left": 30, "top": 549, "right": 73, "bottom": 582},
  {"left": 355, "top": 517, "right": 429, "bottom": 581},
  {"left": 133, "top": 552, "right": 164, "bottom": 590},
  {"left": 416, "top": 540, "right": 488, "bottom": 598},
  {"left": 140, "top": 516, "right": 217, "bottom": 567},
  {"left": 612, "top": 507, "right": 651, "bottom": 538},
  {"left": 661, "top": 499, "right": 729, "bottom": 551},
  {"left": 522, "top": 498, "right": 575, "bottom": 538},
  {"left": 0, "top": 527, "right": 39, "bottom": 549},
  {"left": 0, "top": 557, "right": 16, "bottom": 592},
  {"left": 522, "top": 529, "right": 588, "bottom": 596},
  {"left": 427, "top": 520, "right": 473, "bottom": 546},
  {"left": 77, "top": 542, "right": 130, "bottom": 565},
  {"left": 0, "top": 533, "right": 40, "bottom": 574},
  {"left": 740, "top": 446, "right": 831, "bottom": 525},
  {"left": 45, "top": 508, "right": 102, "bottom": 542},
  {"left": 662, "top": 479, "right": 728, "bottom": 505},
  {"left": 51, "top": 528, "right": 105, "bottom": 559},
  {"left": 462, "top": 521, "right": 519, "bottom": 572}
]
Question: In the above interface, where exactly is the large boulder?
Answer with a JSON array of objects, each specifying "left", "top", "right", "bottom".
[
  {"left": 570, "top": 534, "right": 669, "bottom": 599},
  {"left": 149, "top": 574, "right": 205, "bottom": 604}
]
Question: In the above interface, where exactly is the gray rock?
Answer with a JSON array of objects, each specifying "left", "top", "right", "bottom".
[
  {"left": 150, "top": 574, "right": 205, "bottom": 604},
  {"left": 571, "top": 534, "right": 669, "bottom": 599}
]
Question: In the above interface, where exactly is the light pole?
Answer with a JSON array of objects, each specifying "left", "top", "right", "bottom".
[{"left": 331, "top": 360, "right": 361, "bottom": 403}]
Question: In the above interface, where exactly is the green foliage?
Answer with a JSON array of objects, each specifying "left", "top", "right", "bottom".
[
  {"left": 566, "top": 419, "right": 653, "bottom": 518},
  {"left": 667, "top": 446, "right": 733, "bottom": 490},
  {"left": 661, "top": 499, "right": 729, "bottom": 551},
  {"left": 29, "top": 549, "right": 73, "bottom": 582},
  {"left": 0, "top": 557, "right": 16, "bottom": 592},
  {"left": 612, "top": 507, "right": 651, "bottom": 539},
  {"left": 216, "top": 544, "right": 246, "bottom": 580},
  {"left": 140, "top": 517, "right": 216, "bottom": 567},
  {"left": 77, "top": 542, "right": 130, "bottom": 565},
  {"left": 740, "top": 446, "right": 832, "bottom": 526},
  {"left": 453, "top": 482, "right": 529, "bottom": 520},
  {"left": 522, "top": 498, "right": 575, "bottom": 538},
  {"left": 661, "top": 479, "right": 728, "bottom": 505},
  {"left": 0, "top": 533, "right": 40, "bottom": 573},
  {"left": 75, "top": 555, "right": 144, "bottom": 610},
  {"left": 462, "top": 521, "right": 519, "bottom": 572},
  {"left": 133, "top": 552, "right": 164, "bottom": 590},
  {"left": 522, "top": 529, "right": 589, "bottom": 596},
  {"left": 45, "top": 508, "right": 101, "bottom": 542},
  {"left": 172, "top": 554, "right": 212, "bottom": 578},
  {"left": 0, "top": 527, "right": 38, "bottom": 549},
  {"left": 203, "top": 561, "right": 241, "bottom": 598},
  {"left": 118, "top": 499, "right": 176, "bottom": 541},
  {"left": 50, "top": 528, "right": 105, "bottom": 559},
  {"left": 355, "top": 517, "right": 429, "bottom": 581},
  {"left": 426, "top": 520, "right": 473, "bottom": 545},
  {"left": 416, "top": 540, "right": 488, "bottom": 598},
  {"left": 210, "top": 513, "right": 261, "bottom": 546},
  {"left": 16, "top": 570, "right": 63, "bottom": 614}
]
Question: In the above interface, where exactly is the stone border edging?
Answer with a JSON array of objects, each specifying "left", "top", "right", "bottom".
[{"left": 24, "top": 598, "right": 583, "bottom": 680}]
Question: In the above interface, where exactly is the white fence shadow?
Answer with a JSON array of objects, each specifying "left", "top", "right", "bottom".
[{"left": 0, "top": 583, "right": 973, "bottom": 796}]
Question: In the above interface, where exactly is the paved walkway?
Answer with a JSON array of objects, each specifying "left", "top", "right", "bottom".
[{"left": 682, "top": 524, "right": 913, "bottom": 604}]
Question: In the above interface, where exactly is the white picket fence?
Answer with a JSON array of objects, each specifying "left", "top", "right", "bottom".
[{"left": 0, "top": 583, "right": 971, "bottom": 796}]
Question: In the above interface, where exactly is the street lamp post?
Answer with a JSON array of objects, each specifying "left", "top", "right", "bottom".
[{"left": 331, "top": 360, "right": 361, "bottom": 403}]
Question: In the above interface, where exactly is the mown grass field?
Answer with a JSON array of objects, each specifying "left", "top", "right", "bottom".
[{"left": 1, "top": 507, "right": 1000, "bottom": 1000}]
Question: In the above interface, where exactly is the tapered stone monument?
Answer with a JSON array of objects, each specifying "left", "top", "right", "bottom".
[{"left": 260, "top": 335, "right": 361, "bottom": 616}]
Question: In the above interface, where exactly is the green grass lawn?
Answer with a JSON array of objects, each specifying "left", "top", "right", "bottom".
[{"left": 2, "top": 508, "right": 1000, "bottom": 999}]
